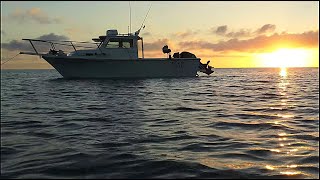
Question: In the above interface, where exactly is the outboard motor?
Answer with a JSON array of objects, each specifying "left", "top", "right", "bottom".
[{"left": 199, "top": 60, "right": 214, "bottom": 75}]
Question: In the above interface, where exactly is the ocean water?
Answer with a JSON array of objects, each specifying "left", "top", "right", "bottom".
[{"left": 1, "top": 68, "right": 319, "bottom": 179}]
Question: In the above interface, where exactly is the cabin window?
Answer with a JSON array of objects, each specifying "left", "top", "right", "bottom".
[
  {"left": 121, "top": 39, "right": 133, "bottom": 48},
  {"left": 105, "top": 38, "right": 120, "bottom": 48},
  {"left": 105, "top": 38, "right": 133, "bottom": 48}
]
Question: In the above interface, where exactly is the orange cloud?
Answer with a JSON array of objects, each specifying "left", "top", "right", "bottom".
[{"left": 179, "top": 30, "right": 319, "bottom": 53}]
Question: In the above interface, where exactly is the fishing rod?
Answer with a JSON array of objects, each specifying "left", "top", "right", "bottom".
[
  {"left": 1, "top": 53, "right": 20, "bottom": 65},
  {"left": 135, "top": 2, "right": 152, "bottom": 35},
  {"left": 139, "top": 3, "right": 152, "bottom": 31}
]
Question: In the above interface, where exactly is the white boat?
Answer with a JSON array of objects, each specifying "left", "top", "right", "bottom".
[{"left": 20, "top": 29, "right": 214, "bottom": 79}]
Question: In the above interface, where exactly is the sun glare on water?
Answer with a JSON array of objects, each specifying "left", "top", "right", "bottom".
[
  {"left": 280, "top": 67, "right": 287, "bottom": 77},
  {"left": 257, "top": 48, "right": 312, "bottom": 68}
]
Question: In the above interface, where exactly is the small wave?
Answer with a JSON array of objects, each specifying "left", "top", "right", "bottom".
[
  {"left": 133, "top": 134, "right": 196, "bottom": 144},
  {"left": 107, "top": 153, "right": 138, "bottom": 160},
  {"left": 48, "top": 110, "right": 78, "bottom": 114},
  {"left": 259, "top": 93, "right": 280, "bottom": 99},
  {"left": 226, "top": 85, "right": 241, "bottom": 88},
  {"left": 173, "top": 107, "right": 204, "bottom": 112},
  {"left": 158, "top": 119, "right": 180, "bottom": 124},
  {"left": 57, "top": 122, "right": 83, "bottom": 129},
  {"left": 245, "top": 149, "right": 273, "bottom": 157},
  {"left": 179, "top": 143, "right": 215, "bottom": 152},
  {"left": 1, "top": 146, "right": 21, "bottom": 157},
  {"left": 28, "top": 131, "right": 56, "bottom": 138},
  {"left": 214, "top": 113, "right": 232, "bottom": 118},
  {"left": 93, "top": 142, "right": 132, "bottom": 148},
  {"left": 295, "top": 123, "right": 318, "bottom": 130},
  {"left": 297, "top": 156, "right": 319, "bottom": 164},
  {"left": 185, "top": 92, "right": 216, "bottom": 97},
  {"left": 86, "top": 107, "right": 106, "bottom": 110},
  {"left": 6, "top": 120, "right": 53, "bottom": 129},
  {"left": 13, "top": 94, "right": 24, "bottom": 97},
  {"left": 221, "top": 94, "right": 239, "bottom": 98},
  {"left": 297, "top": 166, "right": 319, "bottom": 175},
  {"left": 215, "top": 152, "right": 267, "bottom": 161},
  {"left": 212, "top": 121, "right": 276, "bottom": 131},
  {"left": 242, "top": 108, "right": 268, "bottom": 112},
  {"left": 30, "top": 107, "right": 51, "bottom": 110},
  {"left": 7, "top": 120, "right": 41, "bottom": 125},
  {"left": 252, "top": 80, "right": 272, "bottom": 83},
  {"left": 233, "top": 113, "right": 279, "bottom": 120},
  {"left": 73, "top": 117, "right": 110, "bottom": 122},
  {"left": 295, "top": 107, "right": 319, "bottom": 114}
]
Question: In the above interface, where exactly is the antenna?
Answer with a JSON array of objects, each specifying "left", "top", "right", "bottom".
[{"left": 129, "top": 1, "right": 132, "bottom": 34}]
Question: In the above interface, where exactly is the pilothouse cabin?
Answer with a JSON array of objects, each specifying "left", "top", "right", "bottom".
[{"left": 71, "top": 29, "right": 143, "bottom": 59}]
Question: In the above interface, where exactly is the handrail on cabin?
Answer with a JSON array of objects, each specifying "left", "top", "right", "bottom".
[
  {"left": 21, "top": 38, "right": 102, "bottom": 55},
  {"left": 22, "top": 38, "right": 101, "bottom": 45},
  {"left": 21, "top": 35, "right": 142, "bottom": 57}
]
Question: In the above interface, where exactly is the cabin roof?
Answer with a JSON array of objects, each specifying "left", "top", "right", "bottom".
[
  {"left": 92, "top": 35, "right": 141, "bottom": 42},
  {"left": 92, "top": 36, "right": 106, "bottom": 42}
]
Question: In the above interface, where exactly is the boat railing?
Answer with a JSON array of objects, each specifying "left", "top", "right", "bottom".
[{"left": 20, "top": 38, "right": 103, "bottom": 56}]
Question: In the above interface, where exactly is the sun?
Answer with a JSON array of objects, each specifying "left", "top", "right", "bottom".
[{"left": 256, "top": 48, "right": 312, "bottom": 68}]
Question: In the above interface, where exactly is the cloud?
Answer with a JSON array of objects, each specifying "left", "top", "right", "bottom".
[
  {"left": 141, "top": 32, "right": 151, "bottom": 36},
  {"left": 37, "top": 33, "right": 69, "bottom": 41},
  {"left": 256, "top": 24, "right": 276, "bottom": 34},
  {"left": 226, "top": 29, "right": 252, "bottom": 38},
  {"left": 215, "top": 25, "right": 227, "bottom": 35},
  {"left": 65, "top": 28, "right": 79, "bottom": 35},
  {"left": 1, "top": 33, "right": 70, "bottom": 52},
  {"left": 213, "top": 24, "right": 277, "bottom": 38},
  {"left": 1, "top": 40, "right": 33, "bottom": 51},
  {"left": 179, "top": 30, "right": 318, "bottom": 52},
  {"left": 8, "top": 8, "right": 62, "bottom": 24},
  {"left": 173, "top": 30, "right": 199, "bottom": 38},
  {"left": 213, "top": 25, "right": 252, "bottom": 38},
  {"left": 143, "top": 38, "right": 170, "bottom": 51}
]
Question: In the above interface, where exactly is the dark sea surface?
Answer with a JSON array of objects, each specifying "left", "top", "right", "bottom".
[{"left": 1, "top": 68, "right": 319, "bottom": 179}]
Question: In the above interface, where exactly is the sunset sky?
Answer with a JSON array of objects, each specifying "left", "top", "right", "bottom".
[{"left": 1, "top": 1, "right": 319, "bottom": 69}]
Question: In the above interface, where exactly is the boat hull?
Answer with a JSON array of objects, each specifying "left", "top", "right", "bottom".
[{"left": 42, "top": 56, "right": 201, "bottom": 79}]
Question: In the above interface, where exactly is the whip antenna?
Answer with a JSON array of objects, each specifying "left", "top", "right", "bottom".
[{"left": 129, "top": 1, "right": 132, "bottom": 34}]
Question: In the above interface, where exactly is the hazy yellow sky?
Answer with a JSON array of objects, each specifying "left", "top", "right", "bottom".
[{"left": 1, "top": 1, "right": 319, "bottom": 69}]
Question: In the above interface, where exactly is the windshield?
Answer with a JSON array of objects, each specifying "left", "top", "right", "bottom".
[{"left": 105, "top": 38, "right": 133, "bottom": 48}]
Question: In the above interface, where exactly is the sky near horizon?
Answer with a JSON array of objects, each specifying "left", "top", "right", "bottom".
[{"left": 1, "top": 1, "right": 319, "bottom": 69}]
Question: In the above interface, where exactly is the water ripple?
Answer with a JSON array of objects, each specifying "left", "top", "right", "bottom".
[{"left": 1, "top": 68, "right": 318, "bottom": 179}]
